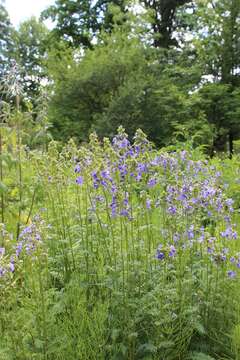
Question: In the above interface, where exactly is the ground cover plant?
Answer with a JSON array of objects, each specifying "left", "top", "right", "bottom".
[{"left": 0, "top": 126, "right": 240, "bottom": 359}]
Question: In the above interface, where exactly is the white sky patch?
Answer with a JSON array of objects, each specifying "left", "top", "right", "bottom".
[{"left": 5, "top": 0, "right": 55, "bottom": 28}]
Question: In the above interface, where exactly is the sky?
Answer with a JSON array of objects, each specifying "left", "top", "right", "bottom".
[{"left": 5, "top": 0, "right": 55, "bottom": 27}]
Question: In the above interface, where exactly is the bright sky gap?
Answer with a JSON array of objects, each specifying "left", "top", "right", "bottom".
[{"left": 5, "top": 0, "right": 55, "bottom": 27}]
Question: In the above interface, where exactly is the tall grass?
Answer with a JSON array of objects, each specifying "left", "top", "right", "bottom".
[{"left": 0, "top": 126, "right": 240, "bottom": 359}]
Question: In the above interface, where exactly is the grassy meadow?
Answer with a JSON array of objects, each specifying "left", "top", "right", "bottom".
[{"left": 0, "top": 125, "right": 240, "bottom": 360}]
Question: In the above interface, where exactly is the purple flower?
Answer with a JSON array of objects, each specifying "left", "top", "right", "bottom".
[
  {"left": 76, "top": 176, "right": 84, "bottom": 185},
  {"left": 112, "top": 134, "right": 130, "bottom": 149},
  {"left": 111, "top": 184, "right": 118, "bottom": 194},
  {"left": 168, "top": 205, "right": 177, "bottom": 215},
  {"left": 187, "top": 225, "right": 194, "bottom": 240},
  {"left": 101, "top": 169, "right": 112, "bottom": 182},
  {"left": 35, "top": 233, "right": 41, "bottom": 241},
  {"left": 136, "top": 163, "right": 148, "bottom": 174},
  {"left": 110, "top": 196, "right": 118, "bottom": 218},
  {"left": 120, "top": 209, "right": 129, "bottom": 217},
  {"left": 156, "top": 250, "right": 165, "bottom": 261},
  {"left": 118, "top": 164, "right": 128, "bottom": 179},
  {"left": 227, "top": 270, "right": 236, "bottom": 278},
  {"left": 177, "top": 193, "right": 187, "bottom": 201},
  {"left": 148, "top": 178, "right": 157, "bottom": 188},
  {"left": 74, "top": 164, "right": 81, "bottom": 173},
  {"left": 221, "top": 254, "right": 227, "bottom": 262},
  {"left": 191, "top": 198, "right": 199, "bottom": 204},
  {"left": 20, "top": 225, "right": 32, "bottom": 237},
  {"left": 180, "top": 150, "right": 187, "bottom": 161},
  {"left": 119, "top": 138, "right": 130, "bottom": 149},
  {"left": 220, "top": 227, "right": 237, "bottom": 239},
  {"left": 9, "top": 261, "right": 14, "bottom": 273},
  {"left": 169, "top": 245, "right": 176, "bottom": 257},
  {"left": 16, "top": 242, "right": 23, "bottom": 257},
  {"left": 91, "top": 171, "right": 100, "bottom": 189},
  {"left": 225, "top": 198, "right": 234, "bottom": 207},
  {"left": 173, "top": 233, "right": 180, "bottom": 243},
  {"left": 123, "top": 195, "right": 129, "bottom": 206},
  {"left": 146, "top": 199, "right": 151, "bottom": 209},
  {"left": 0, "top": 267, "right": 6, "bottom": 277},
  {"left": 0, "top": 247, "right": 5, "bottom": 256},
  {"left": 207, "top": 247, "right": 214, "bottom": 254},
  {"left": 136, "top": 173, "right": 142, "bottom": 182}
]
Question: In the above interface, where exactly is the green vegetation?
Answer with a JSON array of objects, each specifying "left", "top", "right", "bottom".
[
  {"left": 0, "top": 0, "right": 240, "bottom": 154},
  {"left": 1, "top": 122, "right": 240, "bottom": 359},
  {"left": 0, "top": 0, "right": 240, "bottom": 359}
]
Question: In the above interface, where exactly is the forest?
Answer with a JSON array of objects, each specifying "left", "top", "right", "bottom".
[
  {"left": 1, "top": 1, "right": 240, "bottom": 359},
  {"left": 1, "top": 0, "right": 240, "bottom": 153}
]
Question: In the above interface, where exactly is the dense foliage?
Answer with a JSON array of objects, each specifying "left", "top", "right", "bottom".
[
  {"left": 0, "top": 0, "right": 240, "bottom": 153},
  {"left": 1, "top": 123, "right": 240, "bottom": 359},
  {"left": 0, "top": 2, "right": 240, "bottom": 357}
]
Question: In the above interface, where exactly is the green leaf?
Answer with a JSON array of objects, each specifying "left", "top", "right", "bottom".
[
  {"left": 137, "top": 343, "right": 157, "bottom": 356},
  {"left": 190, "top": 352, "right": 216, "bottom": 360},
  {"left": 0, "top": 181, "right": 8, "bottom": 194},
  {"left": 193, "top": 322, "right": 206, "bottom": 335}
]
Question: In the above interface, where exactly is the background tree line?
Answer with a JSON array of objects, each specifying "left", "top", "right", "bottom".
[{"left": 0, "top": 0, "right": 240, "bottom": 154}]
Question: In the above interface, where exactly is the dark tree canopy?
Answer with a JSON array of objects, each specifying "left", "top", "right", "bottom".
[
  {"left": 141, "top": 0, "right": 193, "bottom": 48},
  {"left": 41, "top": 0, "right": 127, "bottom": 48},
  {"left": 0, "top": 0, "right": 239, "bottom": 156}
]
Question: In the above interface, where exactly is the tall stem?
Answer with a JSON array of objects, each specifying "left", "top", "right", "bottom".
[
  {"left": 0, "top": 127, "right": 4, "bottom": 225},
  {"left": 16, "top": 94, "right": 23, "bottom": 239}
]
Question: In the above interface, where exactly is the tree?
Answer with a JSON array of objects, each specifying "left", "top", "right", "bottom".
[
  {"left": 41, "top": 0, "right": 127, "bottom": 48},
  {"left": 12, "top": 17, "right": 49, "bottom": 105},
  {"left": 194, "top": 0, "right": 240, "bottom": 155},
  {"left": 46, "top": 20, "right": 201, "bottom": 146},
  {"left": 140, "top": 0, "right": 193, "bottom": 48},
  {"left": 0, "top": 1, "right": 14, "bottom": 80},
  {"left": 196, "top": 83, "right": 240, "bottom": 154}
]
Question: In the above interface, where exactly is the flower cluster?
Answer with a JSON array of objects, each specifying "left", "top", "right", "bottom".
[
  {"left": 0, "top": 215, "right": 46, "bottom": 281},
  {"left": 73, "top": 128, "right": 239, "bottom": 278}
]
